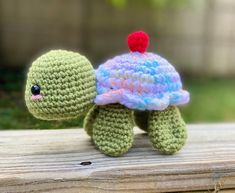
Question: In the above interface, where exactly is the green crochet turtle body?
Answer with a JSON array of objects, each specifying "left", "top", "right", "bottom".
[{"left": 25, "top": 31, "right": 189, "bottom": 157}]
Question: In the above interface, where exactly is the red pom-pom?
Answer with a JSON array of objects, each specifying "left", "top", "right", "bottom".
[{"left": 127, "top": 31, "right": 149, "bottom": 53}]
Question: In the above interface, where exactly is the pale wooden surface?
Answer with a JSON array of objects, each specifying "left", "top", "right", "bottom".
[{"left": 0, "top": 124, "right": 235, "bottom": 193}]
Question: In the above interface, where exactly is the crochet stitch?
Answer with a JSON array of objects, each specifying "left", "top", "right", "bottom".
[
  {"left": 94, "top": 52, "right": 189, "bottom": 110},
  {"left": 148, "top": 106, "right": 187, "bottom": 154},
  {"left": 127, "top": 31, "right": 149, "bottom": 53},
  {"left": 25, "top": 50, "right": 96, "bottom": 120},
  {"left": 25, "top": 31, "right": 190, "bottom": 157},
  {"left": 92, "top": 104, "right": 134, "bottom": 156}
]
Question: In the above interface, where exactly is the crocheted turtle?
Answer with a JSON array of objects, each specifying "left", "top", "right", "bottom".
[{"left": 25, "top": 31, "right": 190, "bottom": 156}]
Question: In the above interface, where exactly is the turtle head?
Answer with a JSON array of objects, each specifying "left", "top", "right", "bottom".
[{"left": 25, "top": 50, "right": 96, "bottom": 120}]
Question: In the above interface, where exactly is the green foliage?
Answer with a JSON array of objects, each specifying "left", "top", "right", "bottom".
[
  {"left": 107, "top": 0, "right": 127, "bottom": 8},
  {"left": 181, "top": 78, "right": 235, "bottom": 123},
  {"left": 106, "top": 0, "right": 188, "bottom": 9}
]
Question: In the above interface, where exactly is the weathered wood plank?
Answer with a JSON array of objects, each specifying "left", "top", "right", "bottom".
[{"left": 0, "top": 124, "right": 235, "bottom": 193}]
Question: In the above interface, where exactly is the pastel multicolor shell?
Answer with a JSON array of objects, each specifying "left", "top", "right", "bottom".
[{"left": 94, "top": 52, "right": 190, "bottom": 110}]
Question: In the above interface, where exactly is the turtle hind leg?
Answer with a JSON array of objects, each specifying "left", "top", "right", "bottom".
[
  {"left": 83, "top": 105, "right": 99, "bottom": 137},
  {"left": 93, "top": 104, "right": 134, "bottom": 157},
  {"left": 134, "top": 110, "right": 149, "bottom": 132},
  {"left": 148, "top": 106, "right": 187, "bottom": 155}
]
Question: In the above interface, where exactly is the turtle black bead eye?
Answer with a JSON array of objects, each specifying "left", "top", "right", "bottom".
[{"left": 31, "top": 85, "right": 41, "bottom": 95}]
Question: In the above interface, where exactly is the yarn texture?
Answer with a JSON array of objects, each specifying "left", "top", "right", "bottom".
[
  {"left": 83, "top": 105, "right": 99, "bottom": 136},
  {"left": 25, "top": 31, "right": 190, "bottom": 157},
  {"left": 94, "top": 51, "right": 189, "bottom": 111},
  {"left": 25, "top": 50, "right": 96, "bottom": 120},
  {"left": 148, "top": 106, "right": 187, "bottom": 154},
  {"left": 93, "top": 104, "right": 134, "bottom": 157},
  {"left": 127, "top": 31, "right": 149, "bottom": 53}
]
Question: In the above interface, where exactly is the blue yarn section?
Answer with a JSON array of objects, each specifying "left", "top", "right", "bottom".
[{"left": 94, "top": 52, "right": 190, "bottom": 110}]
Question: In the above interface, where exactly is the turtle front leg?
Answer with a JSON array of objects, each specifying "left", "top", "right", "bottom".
[
  {"left": 148, "top": 106, "right": 187, "bottom": 154},
  {"left": 93, "top": 104, "right": 134, "bottom": 156},
  {"left": 83, "top": 105, "right": 99, "bottom": 137}
]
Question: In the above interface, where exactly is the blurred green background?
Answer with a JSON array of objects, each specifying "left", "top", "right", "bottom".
[{"left": 0, "top": 0, "right": 235, "bottom": 129}]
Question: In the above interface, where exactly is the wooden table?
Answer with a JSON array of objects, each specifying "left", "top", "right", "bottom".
[{"left": 0, "top": 124, "right": 235, "bottom": 193}]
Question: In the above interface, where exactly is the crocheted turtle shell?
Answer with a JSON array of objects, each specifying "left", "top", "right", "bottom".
[{"left": 94, "top": 31, "right": 190, "bottom": 111}]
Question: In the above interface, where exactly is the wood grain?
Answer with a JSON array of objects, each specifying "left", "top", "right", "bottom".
[{"left": 0, "top": 124, "right": 235, "bottom": 193}]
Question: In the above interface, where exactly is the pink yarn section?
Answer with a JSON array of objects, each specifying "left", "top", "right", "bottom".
[
  {"left": 94, "top": 52, "right": 190, "bottom": 110},
  {"left": 95, "top": 89, "right": 189, "bottom": 111},
  {"left": 31, "top": 94, "right": 43, "bottom": 100}
]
